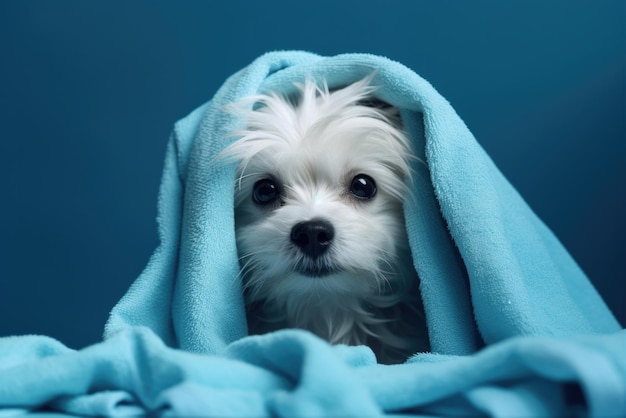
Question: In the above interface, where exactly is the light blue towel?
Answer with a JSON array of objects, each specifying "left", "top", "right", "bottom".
[{"left": 1, "top": 51, "right": 624, "bottom": 416}]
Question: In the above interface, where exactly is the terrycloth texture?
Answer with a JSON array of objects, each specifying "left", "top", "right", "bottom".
[
  {"left": 1, "top": 51, "right": 624, "bottom": 416},
  {"left": 0, "top": 327, "right": 625, "bottom": 416}
]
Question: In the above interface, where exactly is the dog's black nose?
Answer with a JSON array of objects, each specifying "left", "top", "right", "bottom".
[{"left": 290, "top": 219, "right": 335, "bottom": 259}]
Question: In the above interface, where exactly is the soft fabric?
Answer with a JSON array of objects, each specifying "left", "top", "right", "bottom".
[
  {"left": 1, "top": 51, "right": 623, "bottom": 416},
  {"left": 0, "top": 327, "right": 624, "bottom": 416}
]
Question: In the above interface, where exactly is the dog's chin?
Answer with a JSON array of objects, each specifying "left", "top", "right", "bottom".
[
  {"left": 246, "top": 262, "right": 379, "bottom": 304},
  {"left": 293, "top": 257, "right": 342, "bottom": 278},
  {"left": 294, "top": 265, "right": 336, "bottom": 278},
  {"left": 290, "top": 265, "right": 364, "bottom": 286}
]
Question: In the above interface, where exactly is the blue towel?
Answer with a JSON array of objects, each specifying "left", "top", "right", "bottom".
[{"left": 1, "top": 51, "right": 624, "bottom": 416}]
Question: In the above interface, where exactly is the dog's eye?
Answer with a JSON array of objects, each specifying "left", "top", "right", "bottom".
[
  {"left": 252, "top": 178, "right": 280, "bottom": 205},
  {"left": 350, "top": 174, "right": 377, "bottom": 200}
]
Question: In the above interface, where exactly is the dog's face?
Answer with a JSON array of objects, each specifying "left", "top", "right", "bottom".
[{"left": 223, "top": 78, "right": 415, "bottom": 340}]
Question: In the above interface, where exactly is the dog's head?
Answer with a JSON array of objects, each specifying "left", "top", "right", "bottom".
[{"left": 222, "top": 78, "right": 416, "bottom": 329}]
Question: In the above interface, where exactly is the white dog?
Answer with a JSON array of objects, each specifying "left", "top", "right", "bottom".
[{"left": 222, "top": 77, "right": 428, "bottom": 363}]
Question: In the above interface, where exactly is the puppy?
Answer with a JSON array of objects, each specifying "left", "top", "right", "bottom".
[{"left": 222, "top": 77, "right": 429, "bottom": 364}]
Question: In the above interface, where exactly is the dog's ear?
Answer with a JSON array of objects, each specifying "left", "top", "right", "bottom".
[
  {"left": 359, "top": 98, "right": 404, "bottom": 129},
  {"left": 357, "top": 97, "right": 393, "bottom": 110}
]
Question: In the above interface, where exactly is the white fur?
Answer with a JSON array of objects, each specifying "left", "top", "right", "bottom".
[{"left": 222, "top": 77, "right": 428, "bottom": 363}]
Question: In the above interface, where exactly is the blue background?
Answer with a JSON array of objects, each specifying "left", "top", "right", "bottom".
[{"left": 0, "top": 1, "right": 624, "bottom": 349}]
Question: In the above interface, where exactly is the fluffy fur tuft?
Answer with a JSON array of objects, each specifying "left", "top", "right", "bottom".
[{"left": 221, "top": 77, "right": 428, "bottom": 363}]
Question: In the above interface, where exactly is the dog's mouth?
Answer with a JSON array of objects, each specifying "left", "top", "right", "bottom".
[{"left": 294, "top": 262, "right": 338, "bottom": 278}]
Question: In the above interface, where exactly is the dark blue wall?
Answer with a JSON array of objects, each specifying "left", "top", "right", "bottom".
[{"left": 1, "top": 1, "right": 624, "bottom": 349}]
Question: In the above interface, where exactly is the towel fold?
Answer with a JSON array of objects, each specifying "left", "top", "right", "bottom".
[
  {"left": 1, "top": 51, "right": 623, "bottom": 416},
  {"left": 1, "top": 328, "right": 624, "bottom": 416}
]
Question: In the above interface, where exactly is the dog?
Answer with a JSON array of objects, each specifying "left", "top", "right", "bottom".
[{"left": 222, "top": 76, "right": 429, "bottom": 364}]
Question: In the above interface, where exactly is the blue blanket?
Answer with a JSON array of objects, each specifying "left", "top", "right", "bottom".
[{"left": 1, "top": 51, "right": 624, "bottom": 417}]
